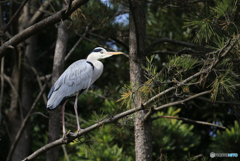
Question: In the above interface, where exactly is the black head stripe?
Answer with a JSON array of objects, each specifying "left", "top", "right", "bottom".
[{"left": 92, "top": 48, "right": 102, "bottom": 52}]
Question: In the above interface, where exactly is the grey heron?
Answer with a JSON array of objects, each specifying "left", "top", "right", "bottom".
[{"left": 46, "top": 47, "right": 122, "bottom": 134}]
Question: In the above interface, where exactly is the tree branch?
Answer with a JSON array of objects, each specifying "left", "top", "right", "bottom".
[
  {"left": 0, "top": 0, "right": 90, "bottom": 58},
  {"left": 151, "top": 115, "right": 226, "bottom": 129},
  {"left": 23, "top": 91, "right": 212, "bottom": 160},
  {"left": 2, "top": 0, "right": 29, "bottom": 33},
  {"left": 6, "top": 84, "right": 47, "bottom": 161},
  {"left": 28, "top": 1, "right": 50, "bottom": 26},
  {"left": 146, "top": 38, "right": 201, "bottom": 53},
  {"left": 65, "top": 26, "right": 89, "bottom": 61},
  {"left": 154, "top": 91, "right": 210, "bottom": 111},
  {"left": 196, "top": 97, "right": 240, "bottom": 106},
  {"left": 23, "top": 104, "right": 145, "bottom": 161}
]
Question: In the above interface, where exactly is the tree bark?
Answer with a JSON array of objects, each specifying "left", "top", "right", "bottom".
[
  {"left": 8, "top": 2, "right": 38, "bottom": 160},
  {"left": 46, "top": 21, "right": 69, "bottom": 161},
  {"left": 128, "top": 0, "right": 152, "bottom": 160}
]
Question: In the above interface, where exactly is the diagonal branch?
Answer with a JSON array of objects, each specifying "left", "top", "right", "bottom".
[
  {"left": 154, "top": 91, "right": 210, "bottom": 111},
  {"left": 65, "top": 26, "right": 89, "bottom": 61},
  {"left": 2, "top": 0, "right": 29, "bottom": 33},
  {"left": 6, "top": 84, "right": 47, "bottom": 161},
  {"left": 0, "top": 0, "right": 90, "bottom": 58},
  {"left": 28, "top": 1, "right": 50, "bottom": 26},
  {"left": 23, "top": 90, "right": 211, "bottom": 160},
  {"left": 151, "top": 115, "right": 226, "bottom": 129},
  {"left": 146, "top": 38, "right": 201, "bottom": 53},
  {"left": 23, "top": 104, "right": 145, "bottom": 161}
]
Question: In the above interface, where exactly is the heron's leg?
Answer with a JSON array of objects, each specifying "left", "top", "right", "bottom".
[
  {"left": 62, "top": 100, "right": 68, "bottom": 134},
  {"left": 74, "top": 95, "right": 81, "bottom": 131}
]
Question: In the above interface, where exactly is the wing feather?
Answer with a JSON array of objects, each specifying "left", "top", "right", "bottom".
[{"left": 47, "top": 60, "right": 93, "bottom": 110}]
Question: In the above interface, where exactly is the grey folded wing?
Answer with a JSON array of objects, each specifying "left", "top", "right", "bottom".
[{"left": 47, "top": 60, "right": 93, "bottom": 110}]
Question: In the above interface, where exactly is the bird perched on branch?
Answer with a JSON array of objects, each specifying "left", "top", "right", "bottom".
[{"left": 46, "top": 47, "right": 122, "bottom": 134}]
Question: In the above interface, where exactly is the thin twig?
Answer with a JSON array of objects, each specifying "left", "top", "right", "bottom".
[
  {"left": 65, "top": 26, "right": 89, "bottom": 61},
  {"left": 29, "top": 65, "right": 47, "bottom": 105},
  {"left": 0, "top": 57, "right": 4, "bottom": 124},
  {"left": 152, "top": 115, "right": 226, "bottom": 129},
  {"left": 62, "top": 145, "right": 70, "bottom": 161},
  {"left": 28, "top": 1, "right": 50, "bottom": 26},
  {"left": 0, "top": 73, "right": 18, "bottom": 95},
  {"left": 154, "top": 91, "right": 210, "bottom": 111},
  {"left": 87, "top": 91, "right": 115, "bottom": 101},
  {"left": 0, "top": 0, "right": 90, "bottom": 58},
  {"left": 65, "top": 0, "right": 73, "bottom": 14},
  {"left": 3, "top": 0, "right": 29, "bottom": 33},
  {"left": 6, "top": 84, "right": 47, "bottom": 161},
  {"left": 30, "top": 112, "right": 49, "bottom": 119},
  {"left": 196, "top": 97, "right": 240, "bottom": 106},
  {"left": 23, "top": 91, "right": 212, "bottom": 160}
]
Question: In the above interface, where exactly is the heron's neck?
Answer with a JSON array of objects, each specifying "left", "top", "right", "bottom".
[{"left": 86, "top": 56, "right": 102, "bottom": 69}]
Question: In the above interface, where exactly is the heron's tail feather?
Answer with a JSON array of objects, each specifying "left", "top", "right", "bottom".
[{"left": 46, "top": 91, "right": 64, "bottom": 110}]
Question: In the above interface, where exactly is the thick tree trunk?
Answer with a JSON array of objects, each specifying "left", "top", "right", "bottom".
[
  {"left": 128, "top": 0, "right": 152, "bottom": 160},
  {"left": 46, "top": 22, "right": 68, "bottom": 161}
]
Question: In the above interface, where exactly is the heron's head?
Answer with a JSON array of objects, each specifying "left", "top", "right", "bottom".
[{"left": 87, "top": 47, "right": 122, "bottom": 61}]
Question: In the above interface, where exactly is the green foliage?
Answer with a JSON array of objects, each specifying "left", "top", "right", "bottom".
[
  {"left": 166, "top": 55, "right": 200, "bottom": 74},
  {"left": 68, "top": 125, "right": 133, "bottom": 161},
  {"left": 70, "top": 0, "right": 119, "bottom": 33},
  {"left": 184, "top": 0, "right": 237, "bottom": 44},
  {"left": 210, "top": 121, "right": 240, "bottom": 157},
  {"left": 210, "top": 0, "right": 237, "bottom": 18},
  {"left": 184, "top": 18, "right": 215, "bottom": 44},
  {"left": 117, "top": 83, "right": 133, "bottom": 109},
  {"left": 209, "top": 68, "right": 238, "bottom": 102},
  {"left": 152, "top": 107, "right": 201, "bottom": 160}
]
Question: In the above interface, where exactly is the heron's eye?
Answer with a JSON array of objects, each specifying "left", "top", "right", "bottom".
[{"left": 100, "top": 51, "right": 103, "bottom": 54}]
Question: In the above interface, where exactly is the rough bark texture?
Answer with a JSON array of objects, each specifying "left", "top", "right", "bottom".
[
  {"left": 46, "top": 22, "right": 68, "bottom": 161},
  {"left": 8, "top": 2, "right": 38, "bottom": 160},
  {"left": 129, "top": 0, "right": 152, "bottom": 160}
]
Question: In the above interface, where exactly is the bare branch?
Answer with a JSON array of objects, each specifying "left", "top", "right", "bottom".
[
  {"left": 88, "top": 32, "right": 129, "bottom": 50},
  {"left": 196, "top": 97, "right": 240, "bottom": 106},
  {"left": 3, "top": 0, "right": 29, "bottom": 33},
  {"left": 23, "top": 90, "right": 211, "bottom": 160},
  {"left": 65, "top": 0, "right": 73, "bottom": 14},
  {"left": 87, "top": 91, "right": 115, "bottom": 101},
  {"left": 62, "top": 145, "right": 70, "bottom": 161},
  {"left": 151, "top": 115, "right": 226, "bottom": 129},
  {"left": 146, "top": 38, "right": 201, "bottom": 53},
  {"left": 23, "top": 104, "right": 145, "bottom": 161},
  {"left": 65, "top": 26, "right": 89, "bottom": 61},
  {"left": 28, "top": 1, "right": 50, "bottom": 26},
  {"left": 154, "top": 91, "right": 210, "bottom": 111},
  {"left": 6, "top": 84, "right": 47, "bottom": 161},
  {"left": 29, "top": 65, "right": 48, "bottom": 105},
  {"left": 0, "top": 57, "right": 4, "bottom": 124},
  {"left": 0, "top": 0, "right": 90, "bottom": 58},
  {"left": 0, "top": 73, "right": 18, "bottom": 95}
]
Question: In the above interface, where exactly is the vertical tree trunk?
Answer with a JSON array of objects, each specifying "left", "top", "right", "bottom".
[
  {"left": 128, "top": 0, "right": 152, "bottom": 160},
  {"left": 46, "top": 22, "right": 69, "bottom": 161},
  {"left": 8, "top": 2, "right": 38, "bottom": 160}
]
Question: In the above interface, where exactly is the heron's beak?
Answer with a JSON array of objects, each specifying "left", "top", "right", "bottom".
[{"left": 107, "top": 52, "right": 123, "bottom": 55}]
